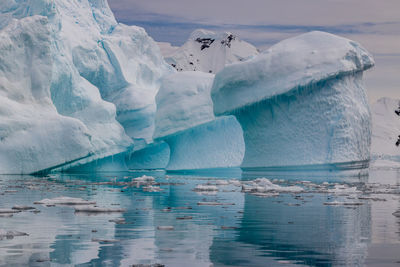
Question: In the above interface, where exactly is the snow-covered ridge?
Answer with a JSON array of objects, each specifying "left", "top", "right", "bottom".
[
  {"left": 160, "top": 29, "right": 259, "bottom": 73},
  {"left": 371, "top": 97, "right": 400, "bottom": 167}
]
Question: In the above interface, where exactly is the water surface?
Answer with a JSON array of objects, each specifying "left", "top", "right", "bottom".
[{"left": 0, "top": 167, "right": 399, "bottom": 266}]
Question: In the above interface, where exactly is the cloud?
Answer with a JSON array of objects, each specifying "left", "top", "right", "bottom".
[{"left": 107, "top": 0, "right": 400, "bottom": 102}]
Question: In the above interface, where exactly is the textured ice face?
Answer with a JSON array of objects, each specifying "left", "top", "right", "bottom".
[
  {"left": 0, "top": 0, "right": 172, "bottom": 173},
  {"left": 154, "top": 72, "right": 215, "bottom": 139},
  {"left": 0, "top": 16, "right": 95, "bottom": 174},
  {"left": 162, "top": 29, "right": 259, "bottom": 73},
  {"left": 211, "top": 31, "right": 374, "bottom": 115},
  {"left": 211, "top": 31, "right": 374, "bottom": 168}
]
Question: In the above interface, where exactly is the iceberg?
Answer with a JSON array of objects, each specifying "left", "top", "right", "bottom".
[
  {"left": 154, "top": 72, "right": 245, "bottom": 170},
  {"left": 0, "top": 0, "right": 171, "bottom": 174},
  {"left": 161, "top": 29, "right": 259, "bottom": 73},
  {"left": 211, "top": 31, "right": 374, "bottom": 168}
]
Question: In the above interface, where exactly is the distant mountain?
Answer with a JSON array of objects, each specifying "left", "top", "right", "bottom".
[
  {"left": 371, "top": 97, "right": 400, "bottom": 167},
  {"left": 159, "top": 29, "right": 259, "bottom": 74}
]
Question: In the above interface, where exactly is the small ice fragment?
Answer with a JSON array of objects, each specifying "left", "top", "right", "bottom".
[
  {"left": 142, "top": 185, "right": 163, "bottom": 192},
  {"left": 208, "top": 180, "right": 230, "bottom": 186},
  {"left": 0, "top": 209, "right": 20, "bottom": 214},
  {"left": 193, "top": 184, "right": 219, "bottom": 192},
  {"left": 221, "top": 226, "right": 237, "bottom": 230},
  {"left": 109, "top": 218, "right": 126, "bottom": 224},
  {"left": 34, "top": 197, "right": 96, "bottom": 205},
  {"left": 176, "top": 216, "right": 193, "bottom": 220},
  {"left": 157, "top": 226, "right": 174, "bottom": 231},
  {"left": 251, "top": 192, "right": 279, "bottom": 197},
  {"left": 74, "top": 206, "right": 126, "bottom": 213},
  {"left": 197, "top": 202, "right": 234, "bottom": 206},
  {"left": 12, "top": 206, "right": 36, "bottom": 211},
  {"left": 91, "top": 238, "right": 120, "bottom": 243},
  {"left": 0, "top": 229, "right": 28, "bottom": 240},
  {"left": 323, "top": 201, "right": 363, "bottom": 206}
]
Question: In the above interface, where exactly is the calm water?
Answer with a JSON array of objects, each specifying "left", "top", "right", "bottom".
[{"left": 0, "top": 167, "right": 399, "bottom": 266}]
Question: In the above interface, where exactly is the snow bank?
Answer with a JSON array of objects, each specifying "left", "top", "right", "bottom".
[{"left": 211, "top": 31, "right": 374, "bottom": 168}]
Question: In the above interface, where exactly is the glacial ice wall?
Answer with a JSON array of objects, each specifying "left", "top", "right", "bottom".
[
  {"left": 212, "top": 31, "right": 374, "bottom": 168},
  {"left": 0, "top": 16, "right": 95, "bottom": 174},
  {"left": 154, "top": 72, "right": 244, "bottom": 170},
  {"left": 0, "top": 0, "right": 172, "bottom": 173}
]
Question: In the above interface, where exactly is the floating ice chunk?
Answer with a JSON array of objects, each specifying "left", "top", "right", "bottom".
[
  {"left": 193, "top": 185, "right": 219, "bottom": 192},
  {"left": 142, "top": 185, "right": 163, "bottom": 192},
  {"left": 74, "top": 206, "right": 126, "bottom": 213},
  {"left": 12, "top": 206, "right": 36, "bottom": 211},
  {"left": 197, "top": 202, "right": 234, "bottom": 206},
  {"left": 130, "top": 175, "right": 156, "bottom": 187},
  {"left": 0, "top": 209, "right": 20, "bottom": 214},
  {"left": 242, "top": 178, "right": 304, "bottom": 193},
  {"left": 92, "top": 238, "right": 120, "bottom": 243},
  {"left": 34, "top": 197, "right": 96, "bottom": 205},
  {"left": 323, "top": 201, "right": 364, "bottom": 206},
  {"left": 0, "top": 229, "right": 28, "bottom": 240},
  {"left": 328, "top": 185, "right": 361, "bottom": 194},
  {"left": 208, "top": 180, "right": 230, "bottom": 186},
  {"left": 157, "top": 226, "right": 174, "bottom": 231}
]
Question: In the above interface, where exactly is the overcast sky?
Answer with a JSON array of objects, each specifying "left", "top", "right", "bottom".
[{"left": 108, "top": 0, "right": 400, "bottom": 103}]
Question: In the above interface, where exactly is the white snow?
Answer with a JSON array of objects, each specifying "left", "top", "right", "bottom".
[
  {"left": 211, "top": 31, "right": 374, "bottom": 168},
  {"left": 370, "top": 97, "right": 400, "bottom": 167},
  {"left": 162, "top": 29, "right": 258, "bottom": 73}
]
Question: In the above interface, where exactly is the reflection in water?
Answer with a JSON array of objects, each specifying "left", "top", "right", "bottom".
[{"left": 0, "top": 168, "right": 399, "bottom": 266}]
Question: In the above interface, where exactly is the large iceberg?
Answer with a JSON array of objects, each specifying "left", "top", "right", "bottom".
[
  {"left": 0, "top": 0, "right": 171, "bottom": 174},
  {"left": 153, "top": 72, "right": 244, "bottom": 170},
  {"left": 161, "top": 29, "right": 259, "bottom": 74},
  {"left": 211, "top": 31, "right": 374, "bottom": 169}
]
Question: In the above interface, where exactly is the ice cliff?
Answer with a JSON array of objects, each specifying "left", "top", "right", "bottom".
[
  {"left": 370, "top": 97, "right": 400, "bottom": 167},
  {"left": 0, "top": 0, "right": 171, "bottom": 174},
  {"left": 160, "top": 29, "right": 259, "bottom": 73},
  {"left": 153, "top": 72, "right": 244, "bottom": 170},
  {"left": 211, "top": 31, "right": 374, "bottom": 169}
]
